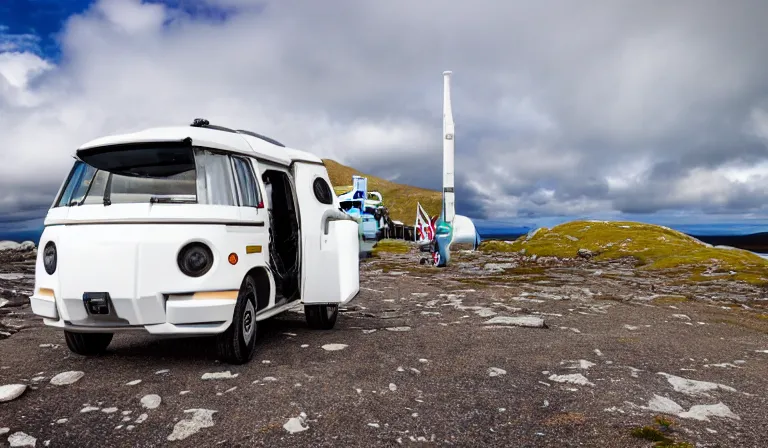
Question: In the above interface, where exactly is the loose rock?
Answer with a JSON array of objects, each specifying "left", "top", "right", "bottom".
[
  {"left": 483, "top": 316, "right": 546, "bottom": 328},
  {"left": 0, "top": 384, "right": 27, "bottom": 402},
  {"left": 201, "top": 371, "right": 239, "bottom": 380},
  {"left": 140, "top": 394, "right": 162, "bottom": 409},
  {"left": 283, "top": 412, "right": 308, "bottom": 434},
  {"left": 8, "top": 432, "right": 36, "bottom": 447},
  {"left": 50, "top": 371, "right": 84, "bottom": 386},
  {"left": 167, "top": 409, "right": 217, "bottom": 441},
  {"left": 322, "top": 344, "right": 348, "bottom": 351}
]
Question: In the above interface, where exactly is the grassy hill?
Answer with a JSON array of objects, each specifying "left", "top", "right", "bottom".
[
  {"left": 479, "top": 220, "right": 768, "bottom": 284},
  {"left": 322, "top": 159, "right": 441, "bottom": 223}
]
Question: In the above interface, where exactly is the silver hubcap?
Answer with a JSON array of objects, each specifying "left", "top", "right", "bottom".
[{"left": 242, "top": 300, "right": 255, "bottom": 342}]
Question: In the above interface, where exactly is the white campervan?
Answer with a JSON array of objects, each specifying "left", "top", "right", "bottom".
[{"left": 28, "top": 119, "right": 360, "bottom": 364}]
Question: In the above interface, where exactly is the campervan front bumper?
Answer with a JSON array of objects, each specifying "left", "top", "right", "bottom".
[
  {"left": 30, "top": 223, "right": 267, "bottom": 335},
  {"left": 30, "top": 290, "right": 237, "bottom": 335}
]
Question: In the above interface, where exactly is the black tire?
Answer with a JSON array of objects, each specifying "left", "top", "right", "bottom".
[
  {"left": 217, "top": 275, "right": 259, "bottom": 365},
  {"left": 64, "top": 331, "right": 113, "bottom": 356},
  {"left": 305, "top": 304, "right": 338, "bottom": 330}
]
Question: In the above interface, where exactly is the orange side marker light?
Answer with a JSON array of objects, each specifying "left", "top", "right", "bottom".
[{"left": 228, "top": 253, "right": 238, "bottom": 265}]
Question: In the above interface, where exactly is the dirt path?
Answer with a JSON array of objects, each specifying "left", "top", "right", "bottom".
[{"left": 1, "top": 248, "right": 767, "bottom": 447}]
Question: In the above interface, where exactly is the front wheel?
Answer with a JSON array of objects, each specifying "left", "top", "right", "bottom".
[
  {"left": 64, "top": 331, "right": 113, "bottom": 356},
  {"left": 305, "top": 304, "right": 338, "bottom": 330},
  {"left": 217, "top": 275, "right": 259, "bottom": 365}
]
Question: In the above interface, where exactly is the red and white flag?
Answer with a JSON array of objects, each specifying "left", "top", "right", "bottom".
[{"left": 415, "top": 202, "right": 435, "bottom": 243}]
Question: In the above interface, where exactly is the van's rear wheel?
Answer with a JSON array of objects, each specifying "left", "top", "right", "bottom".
[
  {"left": 217, "top": 275, "right": 259, "bottom": 365},
  {"left": 305, "top": 304, "right": 338, "bottom": 330},
  {"left": 64, "top": 331, "right": 113, "bottom": 356}
]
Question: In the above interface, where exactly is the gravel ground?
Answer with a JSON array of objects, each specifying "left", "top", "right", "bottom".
[{"left": 1, "top": 247, "right": 768, "bottom": 447}]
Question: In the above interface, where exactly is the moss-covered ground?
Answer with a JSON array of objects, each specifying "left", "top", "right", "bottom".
[
  {"left": 371, "top": 239, "right": 411, "bottom": 255},
  {"left": 479, "top": 220, "right": 768, "bottom": 285}
]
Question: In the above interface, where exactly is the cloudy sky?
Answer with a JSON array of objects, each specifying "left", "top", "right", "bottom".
[{"left": 2, "top": 0, "right": 768, "bottom": 239}]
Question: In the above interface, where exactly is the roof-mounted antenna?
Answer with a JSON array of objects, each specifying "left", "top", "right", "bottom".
[{"left": 190, "top": 118, "right": 236, "bottom": 133}]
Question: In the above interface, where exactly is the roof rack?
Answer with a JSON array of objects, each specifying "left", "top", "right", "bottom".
[
  {"left": 190, "top": 118, "right": 286, "bottom": 147},
  {"left": 234, "top": 129, "right": 286, "bottom": 147}
]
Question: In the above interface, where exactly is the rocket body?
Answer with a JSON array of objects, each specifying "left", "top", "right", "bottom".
[{"left": 442, "top": 71, "right": 455, "bottom": 224}]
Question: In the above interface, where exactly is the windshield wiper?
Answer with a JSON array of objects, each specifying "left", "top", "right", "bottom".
[
  {"left": 149, "top": 196, "right": 196, "bottom": 204},
  {"left": 103, "top": 173, "right": 113, "bottom": 206}
]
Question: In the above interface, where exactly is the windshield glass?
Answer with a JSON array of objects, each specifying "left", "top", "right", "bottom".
[{"left": 54, "top": 145, "right": 228, "bottom": 207}]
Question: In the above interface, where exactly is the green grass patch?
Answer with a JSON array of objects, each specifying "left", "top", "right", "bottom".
[
  {"left": 372, "top": 239, "right": 411, "bottom": 255},
  {"left": 479, "top": 220, "right": 768, "bottom": 285},
  {"left": 651, "top": 295, "right": 690, "bottom": 305},
  {"left": 630, "top": 416, "right": 694, "bottom": 447}
]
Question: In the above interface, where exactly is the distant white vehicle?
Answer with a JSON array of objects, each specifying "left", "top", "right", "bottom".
[{"left": 29, "top": 119, "right": 360, "bottom": 364}]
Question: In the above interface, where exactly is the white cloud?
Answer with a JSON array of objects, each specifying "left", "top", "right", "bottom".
[{"left": 2, "top": 0, "right": 768, "bottom": 225}]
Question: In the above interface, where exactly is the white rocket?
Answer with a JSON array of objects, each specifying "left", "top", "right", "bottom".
[
  {"left": 440, "top": 70, "right": 480, "bottom": 250},
  {"left": 442, "top": 70, "right": 455, "bottom": 224}
]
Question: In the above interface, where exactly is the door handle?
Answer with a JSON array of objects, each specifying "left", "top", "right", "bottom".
[{"left": 321, "top": 209, "right": 359, "bottom": 235}]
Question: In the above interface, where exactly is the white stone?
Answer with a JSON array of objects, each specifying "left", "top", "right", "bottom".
[
  {"left": 141, "top": 394, "right": 162, "bottom": 409},
  {"left": 125, "top": 380, "right": 142, "bottom": 386},
  {"left": 0, "top": 428, "right": 9, "bottom": 435},
  {"left": 283, "top": 413, "right": 308, "bottom": 434},
  {"left": 322, "top": 344, "right": 348, "bottom": 351},
  {"left": 389, "top": 383, "right": 397, "bottom": 391},
  {"left": 201, "top": 371, "right": 238, "bottom": 380},
  {"left": 8, "top": 432, "right": 36, "bottom": 447},
  {"left": 135, "top": 413, "right": 148, "bottom": 424},
  {"left": 483, "top": 316, "right": 546, "bottom": 328},
  {"left": 0, "top": 384, "right": 27, "bottom": 402},
  {"left": 385, "top": 327, "right": 411, "bottom": 332},
  {"left": 548, "top": 373, "right": 594, "bottom": 386},
  {"left": 474, "top": 308, "right": 497, "bottom": 317},
  {"left": 657, "top": 372, "right": 736, "bottom": 396},
  {"left": 55, "top": 419, "right": 68, "bottom": 424},
  {"left": 155, "top": 369, "right": 169, "bottom": 375},
  {"left": 167, "top": 409, "right": 217, "bottom": 441},
  {"left": 488, "top": 367, "right": 507, "bottom": 377},
  {"left": 101, "top": 407, "right": 119, "bottom": 414},
  {"left": 50, "top": 371, "right": 84, "bottom": 386},
  {"left": 645, "top": 395, "right": 684, "bottom": 414},
  {"left": 679, "top": 403, "right": 740, "bottom": 422}
]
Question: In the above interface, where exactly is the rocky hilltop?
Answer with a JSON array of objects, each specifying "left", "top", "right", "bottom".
[{"left": 1, "top": 224, "right": 767, "bottom": 446}]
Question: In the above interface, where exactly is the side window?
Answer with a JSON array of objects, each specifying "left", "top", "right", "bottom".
[
  {"left": 312, "top": 177, "right": 334, "bottom": 205},
  {"left": 232, "top": 156, "right": 263, "bottom": 208},
  {"left": 193, "top": 149, "right": 236, "bottom": 206},
  {"left": 56, "top": 161, "right": 97, "bottom": 207}
]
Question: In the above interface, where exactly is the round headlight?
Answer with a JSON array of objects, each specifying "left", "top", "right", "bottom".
[
  {"left": 43, "top": 241, "right": 57, "bottom": 275},
  {"left": 177, "top": 243, "right": 213, "bottom": 277}
]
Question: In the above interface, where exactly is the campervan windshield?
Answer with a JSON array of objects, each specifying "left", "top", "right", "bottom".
[{"left": 54, "top": 145, "right": 247, "bottom": 207}]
